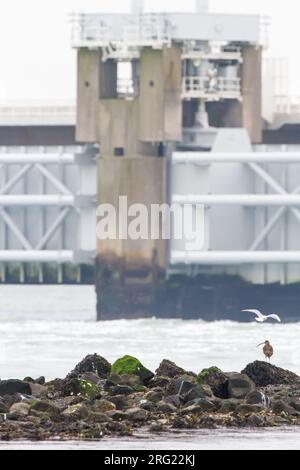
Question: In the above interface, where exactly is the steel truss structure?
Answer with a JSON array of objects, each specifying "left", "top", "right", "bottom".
[
  {"left": 0, "top": 146, "right": 97, "bottom": 283},
  {"left": 171, "top": 151, "right": 300, "bottom": 269}
]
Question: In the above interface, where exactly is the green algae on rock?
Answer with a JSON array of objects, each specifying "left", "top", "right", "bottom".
[
  {"left": 111, "top": 355, "right": 154, "bottom": 384},
  {"left": 197, "top": 367, "right": 228, "bottom": 399}
]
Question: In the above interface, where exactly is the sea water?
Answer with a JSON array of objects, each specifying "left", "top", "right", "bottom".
[{"left": 0, "top": 285, "right": 300, "bottom": 450}]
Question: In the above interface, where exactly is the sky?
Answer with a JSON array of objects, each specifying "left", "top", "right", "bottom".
[{"left": 0, "top": 0, "right": 298, "bottom": 102}]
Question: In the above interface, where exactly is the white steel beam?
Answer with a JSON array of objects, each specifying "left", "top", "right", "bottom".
[
  {"left": 35, "top": 164, "right": 73, "bottom": 195},
  {"left": 173, "top": 194, "right": 300, "bottom": 206},
  {"left": 35, "top": 208, "right": 71, "bottom": 250},
  {"left": 173, "top": 152, "right": 300, "bottom": 164},
  {"left": 171, "top": 251, "right": 300, "bottom": 265},
  {"left": 0, "top": 250, "right": 74, "bottom": 263},
  {"left": 0, "top": 154, "right": 75, "bottom": 165},
  {"left": 0, "top": 209, "right": 33, "bottom": 250},
  {"left": 0, "top": 195, "right": 74, "bottom": 206}
]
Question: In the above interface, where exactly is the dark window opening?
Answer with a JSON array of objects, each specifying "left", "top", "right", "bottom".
[{"left": 114, "top": 147, "right": 124, "bottom": 157}]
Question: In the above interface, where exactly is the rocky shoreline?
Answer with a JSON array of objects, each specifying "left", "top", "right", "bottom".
[{"left": 1, "top": 355, "right": 300, "bottom": 441}]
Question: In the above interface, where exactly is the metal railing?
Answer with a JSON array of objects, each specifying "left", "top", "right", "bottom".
[
  {"left": 117, "top": 78, "right": 137, "bottom": 99},
  {"left": 71, "top": 13, "right": 172, "bottom": 49},
  {"left": 182, "top": 76, "right": 241, "bottom": 100}
]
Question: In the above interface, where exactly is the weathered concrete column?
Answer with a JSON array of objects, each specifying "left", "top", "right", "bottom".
[
  {"left": 96, "top": 156, "right": 167, "bottom": 320},
  {"left": 242, "top": 46, "right": 263, "bottom": 144}
]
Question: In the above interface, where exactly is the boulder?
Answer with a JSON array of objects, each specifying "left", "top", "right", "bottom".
[
  {"left": 78, "top": 372, "right": 102, "bottom": 385},
  {"left": 0, "top": 380, "right": 31, "bottom": 397},
  {"left": 155, "top": 360, "right": 193, "bottom": 379},
  {"left": 108, "top": 373, "right": 142, "bottom": 387},
  {"left": 62, "top": 403, "right": 89, "bottom": 420},
  {"left": 111, "top": 355, "right": 154, "bottom": 385},
  {"left": 8, "top": 403, "right": 30, "bottom": 419},
  {"left": 138, "top": 399, "right": 155, "bottom": 412},
  {"left": 144, "top": 389, "right": 163, "bottom": 403},
  {"left": 236, "top": 404, "right": 265, "bottom": 416},
  {"left": 197, "top": 367, "right": 228, "bottom": 399},
  {"left": 110, "top": 385, "right": 134, "bottom": 396},
  {"left": 148, "top": 376, "right": 171, "bottom": 389},
  {"left": 30, "top": 383, "right": 48, "bottom": 399},
  {"left": 245, "top": 390, "right": 269, "bottom": 407},
  {"left": 227, "top": 373, "right": 255, "bottom": 399},
  {"left": 106, "top": 410, "right": 126, "bottom": 421},
  {"left": 183, "top": 385, "right": 210, "bottom": 403},
  {"left": 271, "top": 400, "right": 300, "bottom": 416},
  {"left": 185, "top": 398, "right": 216, "bottom": 412},
  {"left": 166, "top": 377, "right": 196, "bottom": 397},
  {"left": 35, "top": 377, "right": 46, "bottom": 385},
  {"left": 125, "top": 407, "right": 148, "bottom": 422},
  {"left": 67, "top": 354, "right": 111, "bottom": 380},
  {"left": 219, "top": 399, "right": 240, "bottom": 414},
  {"left": 94, "top": 399, "right": 116, "bottom": 413},
  {"left": 0, "top": 399, "right": 9, "bottom": 414},
  {"left": 242, "top": 361, "right": 300, "bottom": 387},
  {"left": 246, "top": 414, "right": 265, "bottom": 427},
  {"left": 79, "top": 379, "right": 101, "bottom": 400},
  {"left": 29, "top": 400, "right": 60, "bottom": 417},
  {"left": 156, "top": 401, "right": 177, "bottom": 413},
  {"left": 108, "top": 395, "right": 130, "bottom": 410},
  {"left": 287, "top": 398, "right": 300, "bottom": 412},
  {"left": 60, "top": 378, "right": 81, "bottom": 397},
  {"left": 164, "top": 395, "right": 181, "bottom": 408}
]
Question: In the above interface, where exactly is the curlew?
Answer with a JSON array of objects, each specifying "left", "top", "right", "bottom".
[{"left": 257, "top": 340, "right": 274, "bottom": 362}]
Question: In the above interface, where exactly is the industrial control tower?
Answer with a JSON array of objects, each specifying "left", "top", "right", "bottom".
[{"left": 73, "top": 0, "right": 263, "bottom": 319}]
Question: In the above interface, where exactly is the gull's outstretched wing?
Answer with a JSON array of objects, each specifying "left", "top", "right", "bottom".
[
  {"left": 242, "top": 309, "right": 264, "bottom": 319},
  {"left": 266, "top": 314, "right": 281, "bottom": 323}
]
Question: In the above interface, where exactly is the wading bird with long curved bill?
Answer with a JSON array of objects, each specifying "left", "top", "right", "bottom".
[{"left": 257, "top": 340, "right": 274, "bottom": 362}]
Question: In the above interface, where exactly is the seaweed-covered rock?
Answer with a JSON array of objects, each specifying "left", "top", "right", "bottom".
[
  {"left": 67, "top": 354, "right": 111, "bottom": 380},
  {"left": 242, "top": 361, "right": 300, "bottom": 387},
  {"left": 111, "top": 355, "right": 154, "bottom": 385},
  {"left": 227, "top": 373, "right": 255, "bottom": 399},
  {"left": 79, "top": 379, "right": 101, "bottom": 400},
  {"left": 155, "top": 360, "right": 192, "bottom": 379},
  {"left": 29, "top": 400, "right": 60, "bottom": 417},
  {"left": 197, "top": 367, "right": 228, "bottom": 399},
  {"left": 0, "top": 380, "right": 31, "bottom": 397}
]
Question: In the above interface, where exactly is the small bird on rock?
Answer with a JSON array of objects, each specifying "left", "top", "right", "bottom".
[{"left": 257, "top": 340, "right": 274, "bottom": 362}]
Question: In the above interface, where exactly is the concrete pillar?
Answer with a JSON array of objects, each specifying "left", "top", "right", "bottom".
[
  {"left": 139, "top": 46, "right": 182, "bottom": 142},
  {"left": 76, "top": 50, "right": 100, "bottom": 143},
  {"left": 242, "top": 46, "right": 263, "bottom": 143}
]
